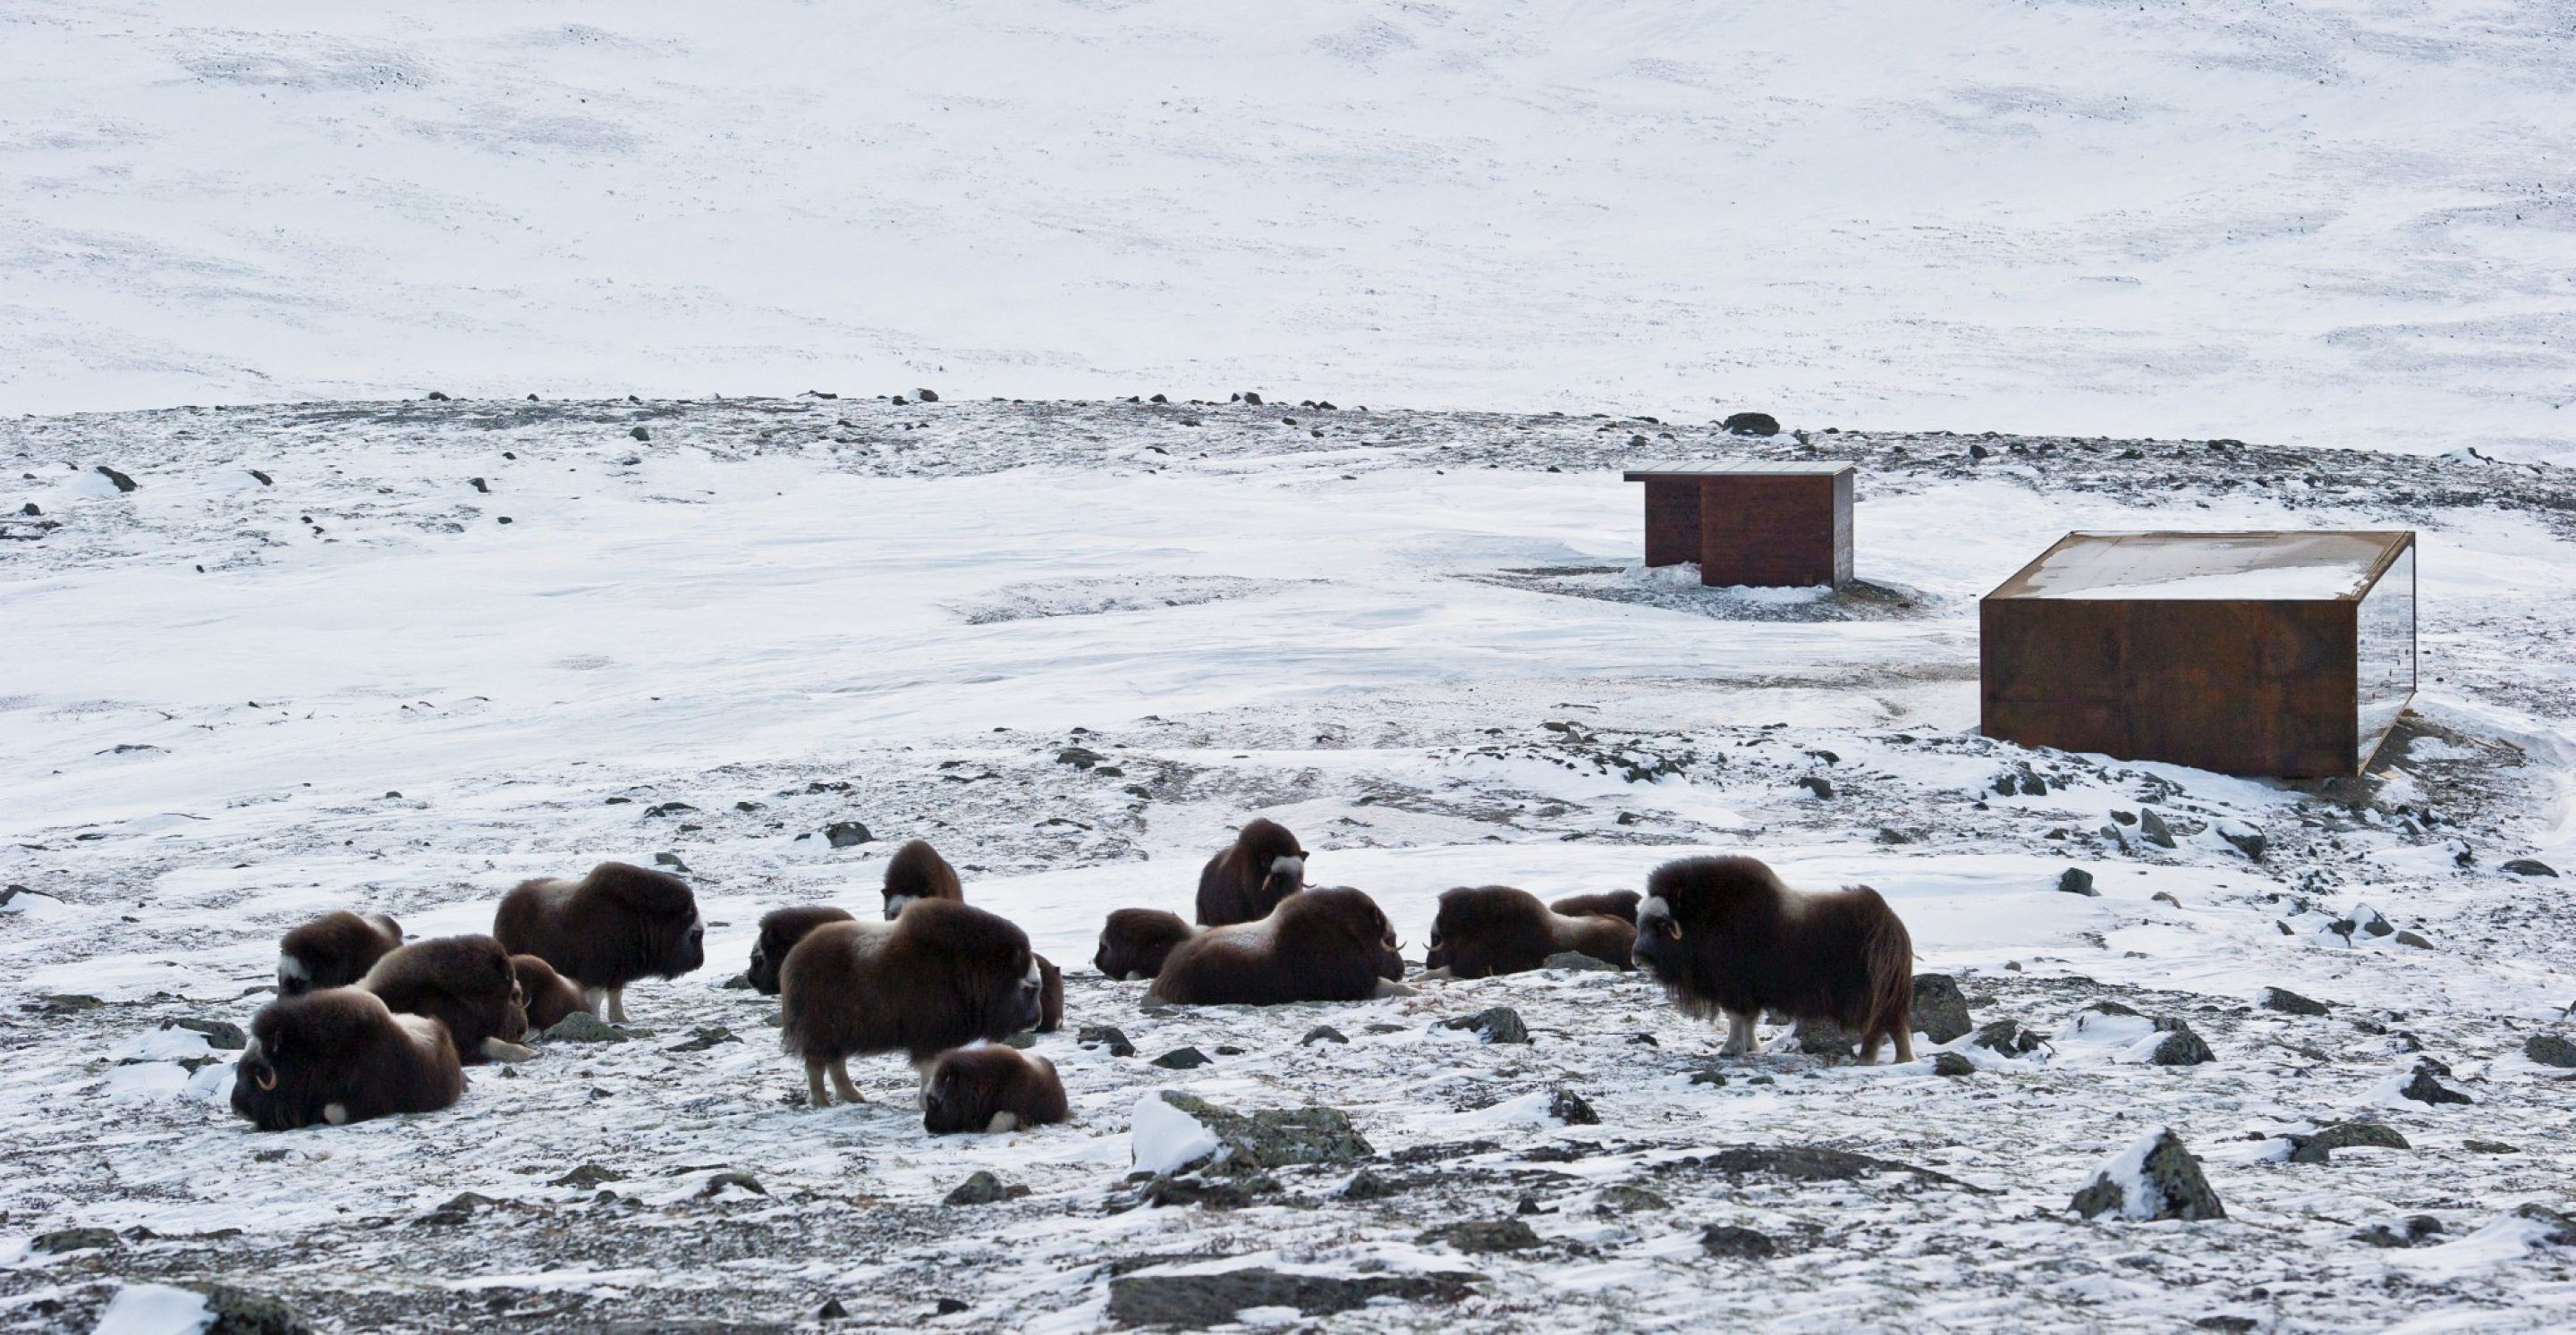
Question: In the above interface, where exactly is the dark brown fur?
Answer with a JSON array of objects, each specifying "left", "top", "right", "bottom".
[
  {"left": 920, "top": 1045, "right": 1071, "bottom": 1135},
  {"left": 511, "top": 954, "right": 589, "bottom": 1031},
  {"left": 1095, "top": 908, "right": 1197, "bottom": 980},
  {"left": 1633, "top": 856, "right": 1915, "bottom": 1063},
  {"left": 230, "top": 989, "right": 463, "bottom": 1131},
  {"left": 1426, "top": 885, "right": 1633, "bottom": 977},
  {"left": 276, "top": 910, "right": 402, "bottom": 995},
  {"left": 881, "top": 839, "right": 964, "bottom": 919},
  {"left": 1036, "top": 955, "right": 1063, "bottom": 1033},
  {"left": 1194, "top": 818, "right": 1306, "bottom": 926},
  {"left": 748, "top": 905, "right": 856, "bottom": 995},
  {"left": 1149, "top": 886, "right": 1399, "bottom": 1006},
  {"left": 1549, "top": 890, "right": 1642, "bottom": 925},
  {"left": 493, "top": 863, "right": 706, "bottom": 1016},
  {"left": 360, "top": 934, "right": 530, "bottom": 1064},
  {"left": 778, "top": 900, "right": 1044, "bottom": 1105}
]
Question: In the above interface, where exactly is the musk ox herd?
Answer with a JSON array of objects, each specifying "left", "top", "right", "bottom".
[{"left": 230, "top": 823, "right": 1917, "bottom": 1138}]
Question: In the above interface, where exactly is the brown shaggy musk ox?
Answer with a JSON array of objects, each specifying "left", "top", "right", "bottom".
[
  {"left": 511, "top": 954, "right": 590, "bottom": 1032},
  {"left": 1425, "top": 885, "right": 1632, "bottom": 977},
  {"left": 1195, "top": 818, "right": 1307, "bottom": 926},
  {"left": 920, "top": 1045, "right": 1071, "bottom": 1135},
  {"left": 1633, "top": 856, "right": 1915, "bottom": 1064},
  {"left": 1548, "top": 890, "right": 1641, "bottom": 925},
  {"left": 360, "top": 934, "right": 534, "bottom": 1063},
  {"left": 494, "top": 861, "right": 705, "bottom": 1024},
  {"left": 1148, "top": 886, "right": 1406, "bottom": 1006},
  {"left": 747, "top": 905, "right": 856, "bottom": 996},
  {"left": 1094, "top": 908, "right": 1197, "bottom": 981},
  {"left": 778, "top": 900, "right": 1044, "bottom": 1107},
  {"left": 231, "top": 988, "right": 464, "bottom": 1130},
  {"left": 276, "top": 910, "right": 402, "bottom": 995},
  {"left": 880, "top": 839, "right": 963, "bottom": 920}
]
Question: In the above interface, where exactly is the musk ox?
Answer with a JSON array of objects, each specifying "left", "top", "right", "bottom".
[
  {"left": 881, "top": 839, "right": 963, "bottom": 920},
  {"left": 1195, "top": 818, "right": 1306, "bottom": 926},
  {"left": 747, "top": 905, "right": 856, "bottom": 995},
  {"left": 276, "top": 910, "right": 402, "bottom": 995},
  {"left": 359, "top": 934, "right": 533, "bottom": 1064},
  {"left": 511, "top": 953, "right": 589, "bottom": 1032},
  {"left": 1094, "top": 908, "right": 1197, "bottom": 981},
  {"left": 778, "top": 900, "right": 1044, "bottom": 1107},
  {"left": 1633, "top": 856, "right": 1915, "bottom": 1064},
  {"left": 231, "top": 988, "right": 464, "bottom": 1130},
  {"left": 1548, "top": 890, "right": 1641, "bottom": 925},
  {"left": 1148, "top": 886, "right": 1407, "bottom": 1006},
  {"left": 920, "top": 1044, "right": 1070, "bottom": 1135},
  {"left": 494, "top": 861, "right": 705, "bottom": 1024},
  {"left": 1425, "top": 885, "right": 1633, "bottom": 977}
]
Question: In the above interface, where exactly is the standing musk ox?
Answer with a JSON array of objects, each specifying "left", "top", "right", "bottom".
[
  {"left": 1633, "top": 856, "right": 1915, "bottom": 1064},
  {"left": 512, "top": 953, "right": 590, "bottom": 1032},
  {"left": 1094, "top": 908, "right": 1197, "bottom": 981},
  {"left": 276, "top": 910, "right": 403, "bottom": 995},
  {"left": 747, "top": 906, "right": 856, "bottom": 995},
  {"left": 1548, "top": 890, "right": 1642, "bottom": 925},
  {"left": 1424, "top": 886, "right": 1632, "bottom": 977},
  {"left": 360, "top": 934, "right": 535, "bottom": 1063},
  {"left": 1195, "top": 819, "right": 1306, "bottom": 926},
  {"left": 880, "top": 839, "right": 963, "bottom": 919},
  {"left": 778, "top": 900, "right": 1045, "bottom": 1108},
  {"left": 231, "top": 988, "right": 464, "bottom": 1130},
  {"left": 494, "top": 862, "right": 705, "bottom": 1025},
  {"left": 1148, "top": 887, "right": 1408, "bottom": 1006},
  {"left": 920, "top": 1044, "right": 1070, "bottom": 1135}
]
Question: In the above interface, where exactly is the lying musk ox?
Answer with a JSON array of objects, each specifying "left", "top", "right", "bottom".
[
  {"left": 1095, "top": 908, "right": 1197, "bottom": 981},
  {"left": 231, "top": 988, "right": 464, "bottom": 1130},
  {"left": 276, "top": 910, "right": 402, "bottom": 995},
  {"left": 1547, "top": 890, "right": 1641, "bottom": 925},
  {"left": 1148, "top": 886, "right": 1407, "bottom": 1006},
  {"left": 747, "top": 905, "right": 856, "bottom": 995},
  {"left": 494, "top": 861, "right": 705, "bottom": 1024},
  {"left": 920, "top": 1044, "right": 1070, "bottom": 1135},
  {"left": 778, "top": 900, "right": 1044, "bottom": 1107},
  {"left": 1195, "top": 818, "right": 1306, "bottom": 926},
  {"left": 1633, "top": 856, "right": 1915, "bottom": 1063},
  {"left": 359, "top": 934, "right": 534, "bottom": 1063},
  {"left": 1425, "top": 885, "right": 1632, "bottom": 977},
  {"left": 511, "top": 953, "right": 590, "bottom": 1032}
]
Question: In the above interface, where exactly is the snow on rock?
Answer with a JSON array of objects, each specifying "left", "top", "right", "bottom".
[
  {"left": 89, "top": 1285, "right": 212, "bottom": 1335},
  {"left": 1129, "top": 1093, "right": 1222, "bottom": 1177},
  {"left": 2069, "top": 1128, "right": 2225, "bottom": 1222}
]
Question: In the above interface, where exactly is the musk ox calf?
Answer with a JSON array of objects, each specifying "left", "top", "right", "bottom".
[
  {"left": 231, "top": 989, "right": 464, "bottom": 1130},
  {"left": 1425, "top": 885, "right": 1632, "bottom": 977},
  {"left": 1548, "top": 890, "right": 1641, "bottom": 925},
  {"left": 512, "top": 954, "right": 590, "bottom": 1032},
  {"left": 880, "top": 839, "right": 963, "bottom": 919},
  {"left": 1149, "top": 886, "right": 1407, "bottom": 1006},
  {"left": 276, "top": 910, "right": 402, "bottom": 995},
  {"left": 778, "top": 900, "right": 1044, "bottom": 1108},
  {"left": 1196, "top": 818, "right": 1306, "bottom": 926},
  {"left": 1095, "top": 908, "right": 1197, "bottom": 981},
  {"left": 360, "top": 934, "right": 534, "bottom": 1064},
  {"left": 1634, "top": 856, "right": 1915, "bottom": 1064},
  {"left": 921, "top": 1044, "right": 1070, "bottom": 1135},
  {"left": 748, "top": 905, "right": 856, "bottom": 995},
  {"left": 494, "top": 861, "right": 705, "bottom": 1024}
]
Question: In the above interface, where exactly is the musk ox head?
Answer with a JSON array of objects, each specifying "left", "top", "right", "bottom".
[{"left": 897, "top": 900, "right": 1046, "bottom": 1041}]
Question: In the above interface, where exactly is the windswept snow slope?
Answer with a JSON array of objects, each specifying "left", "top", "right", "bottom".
[{"left": 4, "top": 1, "right": 2575, "bottom": 456}]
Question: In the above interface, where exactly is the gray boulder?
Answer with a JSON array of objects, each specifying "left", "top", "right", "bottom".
[
  {"left": 1911, "top": 975, "right": 1973, "bottom": 1043},
  {"left": 2069, "top": 1128, "right": 2224, "bottom": 1221}
]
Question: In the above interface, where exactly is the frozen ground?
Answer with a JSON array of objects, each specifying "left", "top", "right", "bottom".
[
  {"left": 5, "top": 0, "right": 2576, "bottom": 459},
  {"left": 2, "top": 394, "right": 2574, "bottom": 1331}
]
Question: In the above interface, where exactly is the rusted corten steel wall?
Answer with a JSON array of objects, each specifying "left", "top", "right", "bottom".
[
  {"left": 1698, "top": 472, "right": 1851, "bottom": 587},
  {"left": 1640, "top": 479, "right": 1702, "bottom": 568}
]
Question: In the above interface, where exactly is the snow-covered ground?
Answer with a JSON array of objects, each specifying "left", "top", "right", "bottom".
[
  {"left": 5, "top": 1, "right": 2576, "bottom": 459},
  {"left": 3, "top": 396, "right": 2573, "bottom": 1331}
]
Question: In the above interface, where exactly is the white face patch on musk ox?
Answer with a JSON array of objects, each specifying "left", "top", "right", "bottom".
[
  {"left": 494, "top": 861, "right": 706, "bottom": 1007},
  {"left": 231, "top": 989, "right": 464, "bottom": 1131},
  {"left": 1632, "top": 856, "right": 1917, "bottom": 1064},
  {"left": 880, "top": 839, "right": 964, "bottom": 921},
  {"left": 1149, "top": 886, "right": 1403, "bottom": 1006},
  {"left": 920, "top": 1044, "right": 1070, "bottom": 1136},
  {"left": 275, "top": 909, "right": 404, "bottom": 995},
  {"left": 777, "top": 900, "right": 1044, "bottom": 1107},
  {"left": 747, "top": 905, "right": 857, "bottom": 995},
  {"left": 1194, "top": 818, "right": 1309, "bottom": 927}
]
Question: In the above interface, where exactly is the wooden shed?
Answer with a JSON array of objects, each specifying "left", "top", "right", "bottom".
[{"left": 1980, "top": 531, "right": 2416, "bottom": 778}]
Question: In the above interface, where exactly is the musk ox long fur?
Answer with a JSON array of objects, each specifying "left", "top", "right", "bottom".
[
  {"left": 231, "top": 989, "right": 464, "bottom": 1131},
  {"left": 1195, "top": 819, "right": 1306, "bottom": 926},
  {"left": 778, "top": 900, "right": 1044, "bottom": 1107},
  {"left": 1095, "top": 908, "right": 1197, "bottom": 981},
  {"left": 881, "top": 839, "right": 963, "bottom": 920},
  {"left": 276, "top": 910, "right": 402, "bottom": 995},
  {"left": 360, "top": 934, "right": 533, "bottom": 1064},
  {"left": 512, "top": 953, "right": 589, "bottom": 1032},
  {"left": 1634, "top": 856, "right": 1915, "bottom": 1064},
  {"left": 1148, "top": 886, "right": 1404, "bottom": 1006},
  {"left": 1425, "top": 885, "right": 1632, "bottom": 977},
  {"left": 920, "top": 1045, "right": 1070, "bottom": 1135},
  {"left": 494, "top": 861, "right": 705, "bottom": 1024},
  {"left": 1548, "top": 890, "right": 1641, "bottom": 925},
  {"left": 748, "top": 905, "right": 856, "bottom": 995}
]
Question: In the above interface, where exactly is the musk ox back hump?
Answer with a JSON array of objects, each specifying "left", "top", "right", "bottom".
[
  {"left": 495, "top": 861, "right": 704, "bottom": 990},
  {"left": 780, "top": 901, "right": 1038, "bottom": 1063}
]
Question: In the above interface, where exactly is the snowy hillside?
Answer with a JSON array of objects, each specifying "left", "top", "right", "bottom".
[
  {"left": 5, "top": 1, "right": 2575, "bottom": 457},
  {"left": 4, "top": 396, "right": 2574, "bottom": 1330}
]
